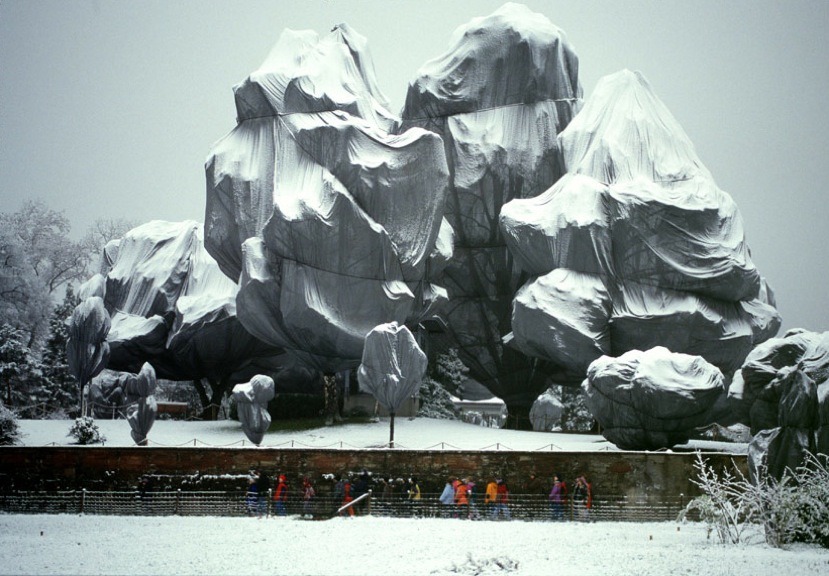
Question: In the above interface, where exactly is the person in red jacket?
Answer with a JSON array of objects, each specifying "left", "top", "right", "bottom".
[
  {"left": 273, "top": 474, "right": 289, "bottom": 516},
  {"left": 341, "top": 478, "right": 355, "bottom": 517},
  {"left": 495, "top": 479, "right": 510, "bottom": 520}
]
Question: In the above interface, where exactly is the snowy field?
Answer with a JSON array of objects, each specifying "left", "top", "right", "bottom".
[
  {"left": 14, "top": 417, "right": 747, "bottom": 453},
  {"left": 1, "top": 514, "right": 827, "bottom": 576},
  {"left": 6, "top": 420, "right": 827, "bottom": 575}
]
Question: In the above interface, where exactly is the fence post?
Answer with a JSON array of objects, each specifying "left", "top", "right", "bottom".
[
  {"left": 79, "top": 489, "right": 86, "bottom": 514},
  {"left": 175, "top": 489, "right": 181, "bottom": 515},
  {"left": 268, "top": 489, "right": 272, "bottom": 518}
]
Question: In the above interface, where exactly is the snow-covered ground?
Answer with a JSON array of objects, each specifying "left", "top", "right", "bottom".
[
  {"left": 5, "top": 419, "right": 826, "bottom": 575},
  {"left": 1, "top": 514, "right": 827, "bottom": 576},
  {"left": 14, "top": 417, "right": 747, "bottom": 453}
]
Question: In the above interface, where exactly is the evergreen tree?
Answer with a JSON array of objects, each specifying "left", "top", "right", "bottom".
[
  {"left": 434, "top": 348, "right": 469, "bottom": 399},
  {"left": 42, "top": 285, "right": 80, "bottom": 415},
  {"left": 417, "top": 376, "right": 458, "bottom": 420},
  {"left": 0, "top": 402, "right": 20, "bottom": 445},
  {"left": 0, "top": 323, "right": 48, "bottom": 410},
  {"left": 558, "top": 385, "right": 596, "bottom": 432}
]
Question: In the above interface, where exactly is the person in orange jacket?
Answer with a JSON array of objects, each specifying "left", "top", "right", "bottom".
[
  {"left": 455, "top": 477, "right": 470, "bottom": 519},
  {"left": 484, "top": 478, "right": 498, "bottom": 519}
]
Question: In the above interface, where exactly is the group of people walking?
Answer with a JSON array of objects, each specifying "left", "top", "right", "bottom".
[
  {"left": 435, "top": 473, "right": 592, "bottom": 521},
  {"left": 245, "top": 470, "right": 313, "bottom": 518},
  {"left": 245, "top": 469, "right": 592, "bottom": 521},
  {"left": 545, "top": 474, "right": 592, "bottom": 521}
]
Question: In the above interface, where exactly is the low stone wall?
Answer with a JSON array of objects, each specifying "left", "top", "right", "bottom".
[{"left": 0, "top": 447, "right": 746, "bottom": 506}]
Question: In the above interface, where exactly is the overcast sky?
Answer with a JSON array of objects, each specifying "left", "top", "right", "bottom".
[{"left": 1, "top": 0, "right": 827, "bottom": 334}]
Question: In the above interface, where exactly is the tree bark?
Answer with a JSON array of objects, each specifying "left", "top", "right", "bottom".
[
  {"left": 504, "top": 401, "right": 534, "bottom": 431},
  {"left": 323, "top": 373, "right": 342, "bottom": 426},
  {"left": 195, "top": 377, "right": 230, "bottom": 420}
]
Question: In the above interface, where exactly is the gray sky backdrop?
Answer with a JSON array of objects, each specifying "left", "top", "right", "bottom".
[{"left": 1, "top": 0, "right": 827, "bottom": 334}]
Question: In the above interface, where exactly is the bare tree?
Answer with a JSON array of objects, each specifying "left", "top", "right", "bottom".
[
  {"left": 81, "top": 217, "right": 138, "bottom": 274},
  {"left": 1, "top": 201, "right": 88, "bottom": 294},
  {"left": 0, "top": 202, "right": 80, "bottom": 348}
]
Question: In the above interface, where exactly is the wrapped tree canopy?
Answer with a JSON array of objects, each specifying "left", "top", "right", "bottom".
[
  {"left": 582, "top": 347, "right": 725, "bottom": 450},
  {"left": 232, "top": 374, "right": 275, "bottom": 446},
  {"left": 78, "top": 274, "right": 106, "bottom": 301},
  {"left": 729, "top": 329, "right": 829, "bottom": 432},
  {"left": 358, "top": 322, "right": 427, "bottom": 446},
  {"left": 206, "top": 23, "right": 450, "bottom": 375},
  {"left": 729, "top": 329, "right": 829, "bottom": 479},
  {"left": 84, "top": 220, "right": 286, "bottom": 416},
  {"left": 500, "top": 70, "right": 780, "bottom": 381},
  {"left": 399, "top": 3, "right": 583, "bottom": 425},
  {"left": 529, "top": 391, "right": 564, "bottom": 432},
  {"left": 88, "top": 369, "right": 134, "bottom": 419},
  {"left": 67, "top": 296, "right": 111, "bottom": 415},
  {"left": 126, "top": 362, "right": 158, "bottom": 446}
]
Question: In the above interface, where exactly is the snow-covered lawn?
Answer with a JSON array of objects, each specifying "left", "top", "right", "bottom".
[
  {"left": 5, "top": 419, "right": 826, "bottom": 574},
  {"left": 14, "top": 417, "right": 747, "bottom": 453},
  {"left": 1, "top": 514, "right": 827, "bottom": 576}
]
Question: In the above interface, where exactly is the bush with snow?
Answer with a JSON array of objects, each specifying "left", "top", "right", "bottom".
[
  {"left": 680, "top": 451, "right": 829, "bottom": 549},
  {"left": 67, "top": 416, "right": 106, "bottom": 445},
  {"left": 0, "top": 402, "right": 20, "bottom": 445}
]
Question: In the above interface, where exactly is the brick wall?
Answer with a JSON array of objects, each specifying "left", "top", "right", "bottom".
[{"left": 0, "top": 447, "right": 745, "bottom": 505}]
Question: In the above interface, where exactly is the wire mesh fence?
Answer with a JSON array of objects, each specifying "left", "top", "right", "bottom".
[{"left": 0, "top": 490, "right": 689, "bottom": 522}]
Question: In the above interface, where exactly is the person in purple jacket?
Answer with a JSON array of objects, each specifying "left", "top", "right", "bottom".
[{"left": 549, "top": 475, "right": 564, "bottom": 521}]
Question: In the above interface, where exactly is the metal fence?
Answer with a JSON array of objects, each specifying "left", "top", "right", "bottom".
[{"left": 0, "top": 490, "right": 689, "bottom": 522}]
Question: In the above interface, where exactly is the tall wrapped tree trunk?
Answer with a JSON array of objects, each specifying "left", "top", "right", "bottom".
[{"left": 323, "top": 373, "right": 342, "bottom": 426}]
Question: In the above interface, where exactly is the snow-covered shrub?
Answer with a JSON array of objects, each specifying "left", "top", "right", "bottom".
[
  {"left": 418, "top": 377, "right": 458, "bottom": 419},
  {"left": 756, "top": 452, "right": 829, "bottom": 548},
  {"left": 67, "top": 416, "right": 106, "bottom": 445},
  {"left": 680, "top": 451, "right": 829, "bottom": 549},
  {"left": 0, "top": 403, "right": 20, "bottom": 445},
  {"left": 792, "top": 453, "right": 829, "bottom": 547},
  {"left": 679, "top": 453, "right": 755, "bottom": 544}
]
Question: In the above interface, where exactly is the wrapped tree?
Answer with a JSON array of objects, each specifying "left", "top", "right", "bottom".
[
  {"left": 529, "top": 391, "right": 564, "bottom": 432},
  {"left": 400, "top": 3, "right": 583, "bottom": 427},
  {"left": 66, "top": 296, "right": 111, "bottom": 416},
  {"left": 232, "top": 375, "right": 275, "bottom": 446},
  {"left": 206, "top": 24, "right": 450, "bottom": 424},
  {"left": 358, "top": 322, "right": 427, "bottom": 447},
  {"left": 126, "top": 362, "right": 158, "bottom": 446}
]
